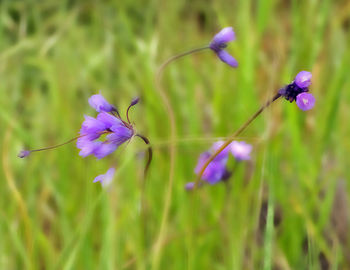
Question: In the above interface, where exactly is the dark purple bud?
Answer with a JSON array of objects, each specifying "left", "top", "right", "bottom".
[
  {"left": 18, "top": 150, "right": 30, "bottom": 158},
  {"left": 130, "top": 97, "right": 140, "bottom": 107}
]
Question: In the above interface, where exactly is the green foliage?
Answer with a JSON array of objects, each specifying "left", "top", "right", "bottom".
[{"left": 0, "top": 0, "right": 349, "bottom": 269}]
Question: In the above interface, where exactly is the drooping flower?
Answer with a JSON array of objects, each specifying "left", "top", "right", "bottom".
[
  {"left": 209, "top": 27, "right": 238, "bottom": 68},
  {"left": 279, "top": 71, "right": 315, "bottom": 111},
  {"left": 77, "top": 112, "right": 134, "bottom": 159},
  {"left": 88, "top": 94, "right": 116, "bottom": 113},
  {"left": 230, "top": 141, "right": 252, "bottom": 161},
  {"left": 93, "top": 167, "right": 116, "bottom": 187}
]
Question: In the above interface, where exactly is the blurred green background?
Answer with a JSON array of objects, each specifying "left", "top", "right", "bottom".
[{"left": 1, "top": 0, "right": 350, "bottom": 269}]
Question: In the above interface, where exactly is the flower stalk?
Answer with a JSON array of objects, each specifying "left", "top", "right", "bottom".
[{"left": 193, "top": 92, "right": 281, "bottom": 188}]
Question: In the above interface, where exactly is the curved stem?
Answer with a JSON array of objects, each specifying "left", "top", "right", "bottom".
[
  {"left": 194, "top": 93, "right": 282, "bottom": 188},
  {"left": 156, "top": 46, "right": 209, "bottom": 78},
  {"left": 26, "top": 135, "right": 82, "bottom": 153},
  {"left": 136, "top": 134, "right": 153, "bottom": 178},
  {"left": 152, "top": 46, "right": 208, "bottom": 268}
]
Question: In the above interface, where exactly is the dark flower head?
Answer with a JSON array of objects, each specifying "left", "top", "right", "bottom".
[
  {"left": 279, "top": 71, "right": 315, "bottom": 111},
  {"left": 209, "top": 27, "right": 238, "bottom": 68}
]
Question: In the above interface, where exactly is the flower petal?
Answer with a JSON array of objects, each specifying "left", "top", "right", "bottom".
[
  {"left": 230, "top": 141, "right": 252, "bottom": 161},
  {"left": 294, "top": 71, "right": 312, "bottom": 88},
  {"left": 93, "top": 167, "right": 116, "bottom": 188},
  {"left": 97, "top": 112, "right": 123, "bottom": 129},
  {"left": 216, "top": 49, "right": 238, "bottom": 68},
  {"left": 296, "top": 93, "right": 315, "bottom": 111},
  {"left": 211, "top": 27, "right": 235, "bottom": 45},
  {"left": 93, "top": 142, "right": 118, "bottom": 159},
  {"left": 88, "top": 94, "right": 115, "bottom": 112}
]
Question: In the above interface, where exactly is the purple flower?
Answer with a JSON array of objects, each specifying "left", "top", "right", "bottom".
[
  {"left": 209, "top": 27, "right": 238, "bottom": 68},
  {"left": 210, "top": 140, "right": 230, "bottom": 162},
  {"left": 77, "top": 97, "right": 134, "bottom": 159},
  {"left": 18, "top": 150, "right": 30, "bottom": 158},
  {"left": 230, "top": 141, "right": 252, "bottom": 161},
  {"left": 296, "top": 92, "right": 315, "bottom": 111},
  {"left": 88, "top": 94, "right": 115, "bottom": 113},
  {"left": 93, "top": 167, "right": 116, "bottom": 187},
  {"left": 194, "top": 141, "right": 232, "bottom": 185},
  {"left": 294, "top": 71, "right": 312, "bottom": 88},
  {"left": 279, "top": 71, "right": 315, "bottom": 111},
  {"left": 194, "top": 152, "right": 228, "bottom": 184}
]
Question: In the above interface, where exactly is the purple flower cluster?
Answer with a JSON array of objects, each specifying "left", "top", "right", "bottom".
[
  {"left": 209, "top": 27, "right": 238, "bottom": 68},
  {"left": 279, "top": 71, "right": 315, "bottom": 111},
  {"left": 186, "top": 140, "right": 252, "bottom": 189},
  {"left": 78, "top": 94, "right": 136, "bottom": 186},
  {"left": 77, "top": 94, "right": 134, "bottom": 159}
]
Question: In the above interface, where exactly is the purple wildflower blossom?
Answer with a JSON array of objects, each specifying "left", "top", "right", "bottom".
[
  {"left": 209, "top": 27, "right": 238, "bottom": 68},
  {"left": 77, "top": 98, "right": 134, "bottom": 159},
  {"left": 279, "top": 71, "right": 315, "bottom": 111},
  {"left": 230, "top": 141, "right": 252, "bottom": 161},
  {"left": 193, "top": 141, "right": 232, "bottom": 185},
  {"left": 194, "top": 152, "right": 228, "bottom": 184},
  {"left": 296, "top": 92, "right": 315, "bottom": 111},
  {"left": 93, "top": 167, "right": 116, "bottom": 187},
  {"left": 88, "top": 94, "right": 115, "bottom": 113}
]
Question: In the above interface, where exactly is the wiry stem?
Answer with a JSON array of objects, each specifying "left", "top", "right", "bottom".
[
  {"left": 194, "top": 93, "right": 282, "bottom": 188},
  {"left": 152, "top": 46, "right": 208, "bottom": 269},
  {"left": 157, "top": 46, "right": 209, "bottom": 77},
  {"left": 136, "top": 134, "right": 153, "bottom": 178}
]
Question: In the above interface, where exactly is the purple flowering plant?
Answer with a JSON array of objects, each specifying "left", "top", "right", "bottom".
[
  {"left": 18, "top": 94, "right": 152, "bottom": 186},
  {"left": 186, "top": 140, "right": 252, "bottom": 190}
]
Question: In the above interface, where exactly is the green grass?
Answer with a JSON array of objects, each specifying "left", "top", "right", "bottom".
[{"left": 1, "top": 0, "right": 350, "bottom": 269}]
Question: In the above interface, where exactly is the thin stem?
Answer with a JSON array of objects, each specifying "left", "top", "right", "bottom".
[
  {"left": 126, "top": 105, "right": 132, "bottom": 124},
  {"left": 152, "top": 46, "right": 209, "bottom": 268},
  {"left": 27, "top": 135, "right": 82, "bottom": 153},
  {"left": 194, "top": 93, "right": 281, "bottom": 188},
  {"left": 136, "top": 134, "right": 153, "bottom": 178},
  {"left": 156, "top": 46, "right": 209, "bottom": 78}
]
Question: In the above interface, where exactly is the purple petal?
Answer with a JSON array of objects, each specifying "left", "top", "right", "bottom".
[
  {"left": 93, "top": 167, "right": 116, "bottom": 187},
  {"left": 230, "top": 141, "right": 252, "bottom": 161},
  {"left": 88, "top": 94, "right": 115, "bottom": 112},
  {"left": 216, "top": 50, "right": 238, "bottom": 68},
  {"left": 210, "top": 141, "right": 230, "bottom": 162},
  {"left": 77, "top": 138, "right": 100, "bottom": 157},
  {"left": 185, "top": 182, "right": 195, "bottom": 190},
  {"left": 93, "top": 142, "right": 118, "bottom": 159},
  {"left": 96, "top": 112, "right": 123, "bottom": 129},
  {"left": 296, "top": 93, "right": 315, "bottom": 111},
  {"left": 211, "top": 27, "right": 235, "bottom": 45},
  {"left": 80, "top": 115, "right": 106, "bottom": 135},
  {"left": 194, "top": 152, "right": 227, "bottom": 184},
  {"left": 294, "top": 71, "right": 312, "bottom": 88}
]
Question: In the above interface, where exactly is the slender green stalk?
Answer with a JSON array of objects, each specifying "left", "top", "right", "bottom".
[
  {"left": 152, "top": 46, "right": 209, "bottom": 269},
  {"left": 194, "top": 93, "right": 281, "bottom": 188}
]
